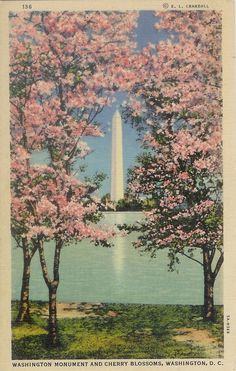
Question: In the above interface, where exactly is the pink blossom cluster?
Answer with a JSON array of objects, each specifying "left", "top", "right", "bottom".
[{"left": 124, "top": 11, "right": 223, "bottom": 261}]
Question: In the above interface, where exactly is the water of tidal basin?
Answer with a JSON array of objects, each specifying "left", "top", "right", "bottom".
[{"left": 12, "top": 212, "right": 223, "bottom": 305}]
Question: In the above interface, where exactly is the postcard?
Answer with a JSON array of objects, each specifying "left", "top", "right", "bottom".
[{"left": 0, "top": 0, "right": 235, "bottom": 370}]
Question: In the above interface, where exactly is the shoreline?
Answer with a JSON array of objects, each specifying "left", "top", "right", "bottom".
[{"left": 12, "top": 300, "right": 223, "bottom": 319}]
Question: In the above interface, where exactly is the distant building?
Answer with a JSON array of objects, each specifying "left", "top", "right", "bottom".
[{"left": 111, "top": 110, "right": 124, "bottom": 201}]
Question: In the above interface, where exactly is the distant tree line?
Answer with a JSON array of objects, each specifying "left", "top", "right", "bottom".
[{"left": 100, "top": 192, "right": 144, "bottom": 211}]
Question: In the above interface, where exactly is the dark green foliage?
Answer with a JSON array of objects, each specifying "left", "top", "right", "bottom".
[
  {"left": 12, "top": 301, "right": 223, "bottom": 360},
  {"left": 115, "top": 198, "right": 143, "bottom": 211},
  {"left": 99, "top": 192, "right": 143, "bottom": 211}
]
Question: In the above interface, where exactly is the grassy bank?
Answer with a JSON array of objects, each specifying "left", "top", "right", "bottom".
[{"left": 12, "top": 301, "right": 223, "bottom": 359}]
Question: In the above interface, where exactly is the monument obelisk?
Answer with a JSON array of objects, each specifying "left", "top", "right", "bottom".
[{"left": 111, "top": 109, "right": 124, "bottom": 201}]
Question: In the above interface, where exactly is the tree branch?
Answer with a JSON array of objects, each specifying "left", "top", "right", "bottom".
[
  {"left": 213, "top": 252, "right": 224, "bottom": 279},
  {"left": 29, "top": 239, "right": 38, "bottom": 260},
  {"left": 209, "top": 247, "right": 216, "bottom": 264},
  {"left": 37, "top": 239, "right": 51, "bottom": 287},
  {"left": 179, "top": 251, "right": 203, "bottom": 267}
]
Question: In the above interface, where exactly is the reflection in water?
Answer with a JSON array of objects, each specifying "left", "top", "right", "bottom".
[
  {"left": 112, "top": 212, "right": 126, "bottom": 278},
  {"left": 113, "top": 236, "right": 125, "bottom": 277}
]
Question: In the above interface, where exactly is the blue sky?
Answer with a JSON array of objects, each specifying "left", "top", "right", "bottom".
[
  {"left": 77, "top": 11, "right": 170, "bottom": 196},
  {"left": 32, "top": 11, "right": 169, "bottom": 196}
]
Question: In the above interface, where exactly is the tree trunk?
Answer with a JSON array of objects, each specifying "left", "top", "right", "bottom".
[
  {"left": 203, "top": 250, "right": 215, "bottom": 322},
  {"left": 48, "top": 284, "right": 59, "bottom": 346},
  {"left": 16, "top": 253, "right": 31, "bottom": 322},
  {"left": 38, "top": 238, "right": 62, "bottom": 347},
  {"left": 16, "top": 240, "right": 37, "bottom": 323}
]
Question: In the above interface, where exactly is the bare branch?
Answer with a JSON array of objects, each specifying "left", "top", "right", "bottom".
[
  {"left": 209, "top": 247, "right": 216, "bottom": 264},
  {"left": 38, "top": 239, "right": 52, "bottom": 287},
  {"left": 213, "top": 252, "right": 224, "bottom": 279},
  {"left": 179, "top": 251, "right": 203, "bottom": 267}
]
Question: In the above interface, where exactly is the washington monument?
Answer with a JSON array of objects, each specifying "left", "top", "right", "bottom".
[{"left": 111, "top": 109, "right": 124, "bottom": 201}]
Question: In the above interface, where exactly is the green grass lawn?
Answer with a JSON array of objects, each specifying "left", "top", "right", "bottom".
[{"left": 12, "top": 301, "right": 223, "bottom": 360}]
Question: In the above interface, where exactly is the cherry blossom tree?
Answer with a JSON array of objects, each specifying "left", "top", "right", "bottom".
[
  {"left": 9, "top": 17, "right": 43, "bottom": 321},
  {"left": 124, "top": 11, "right": 223, "bottom": 321},
  {"left": 10, "top": 10, "right": 138, "bottom": 344},
  {"left": 10, "top": 11, "right": 138, "bottom": 173},
  {"left": 11, "top": 155, "right": 115, "bottom": 344}
]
